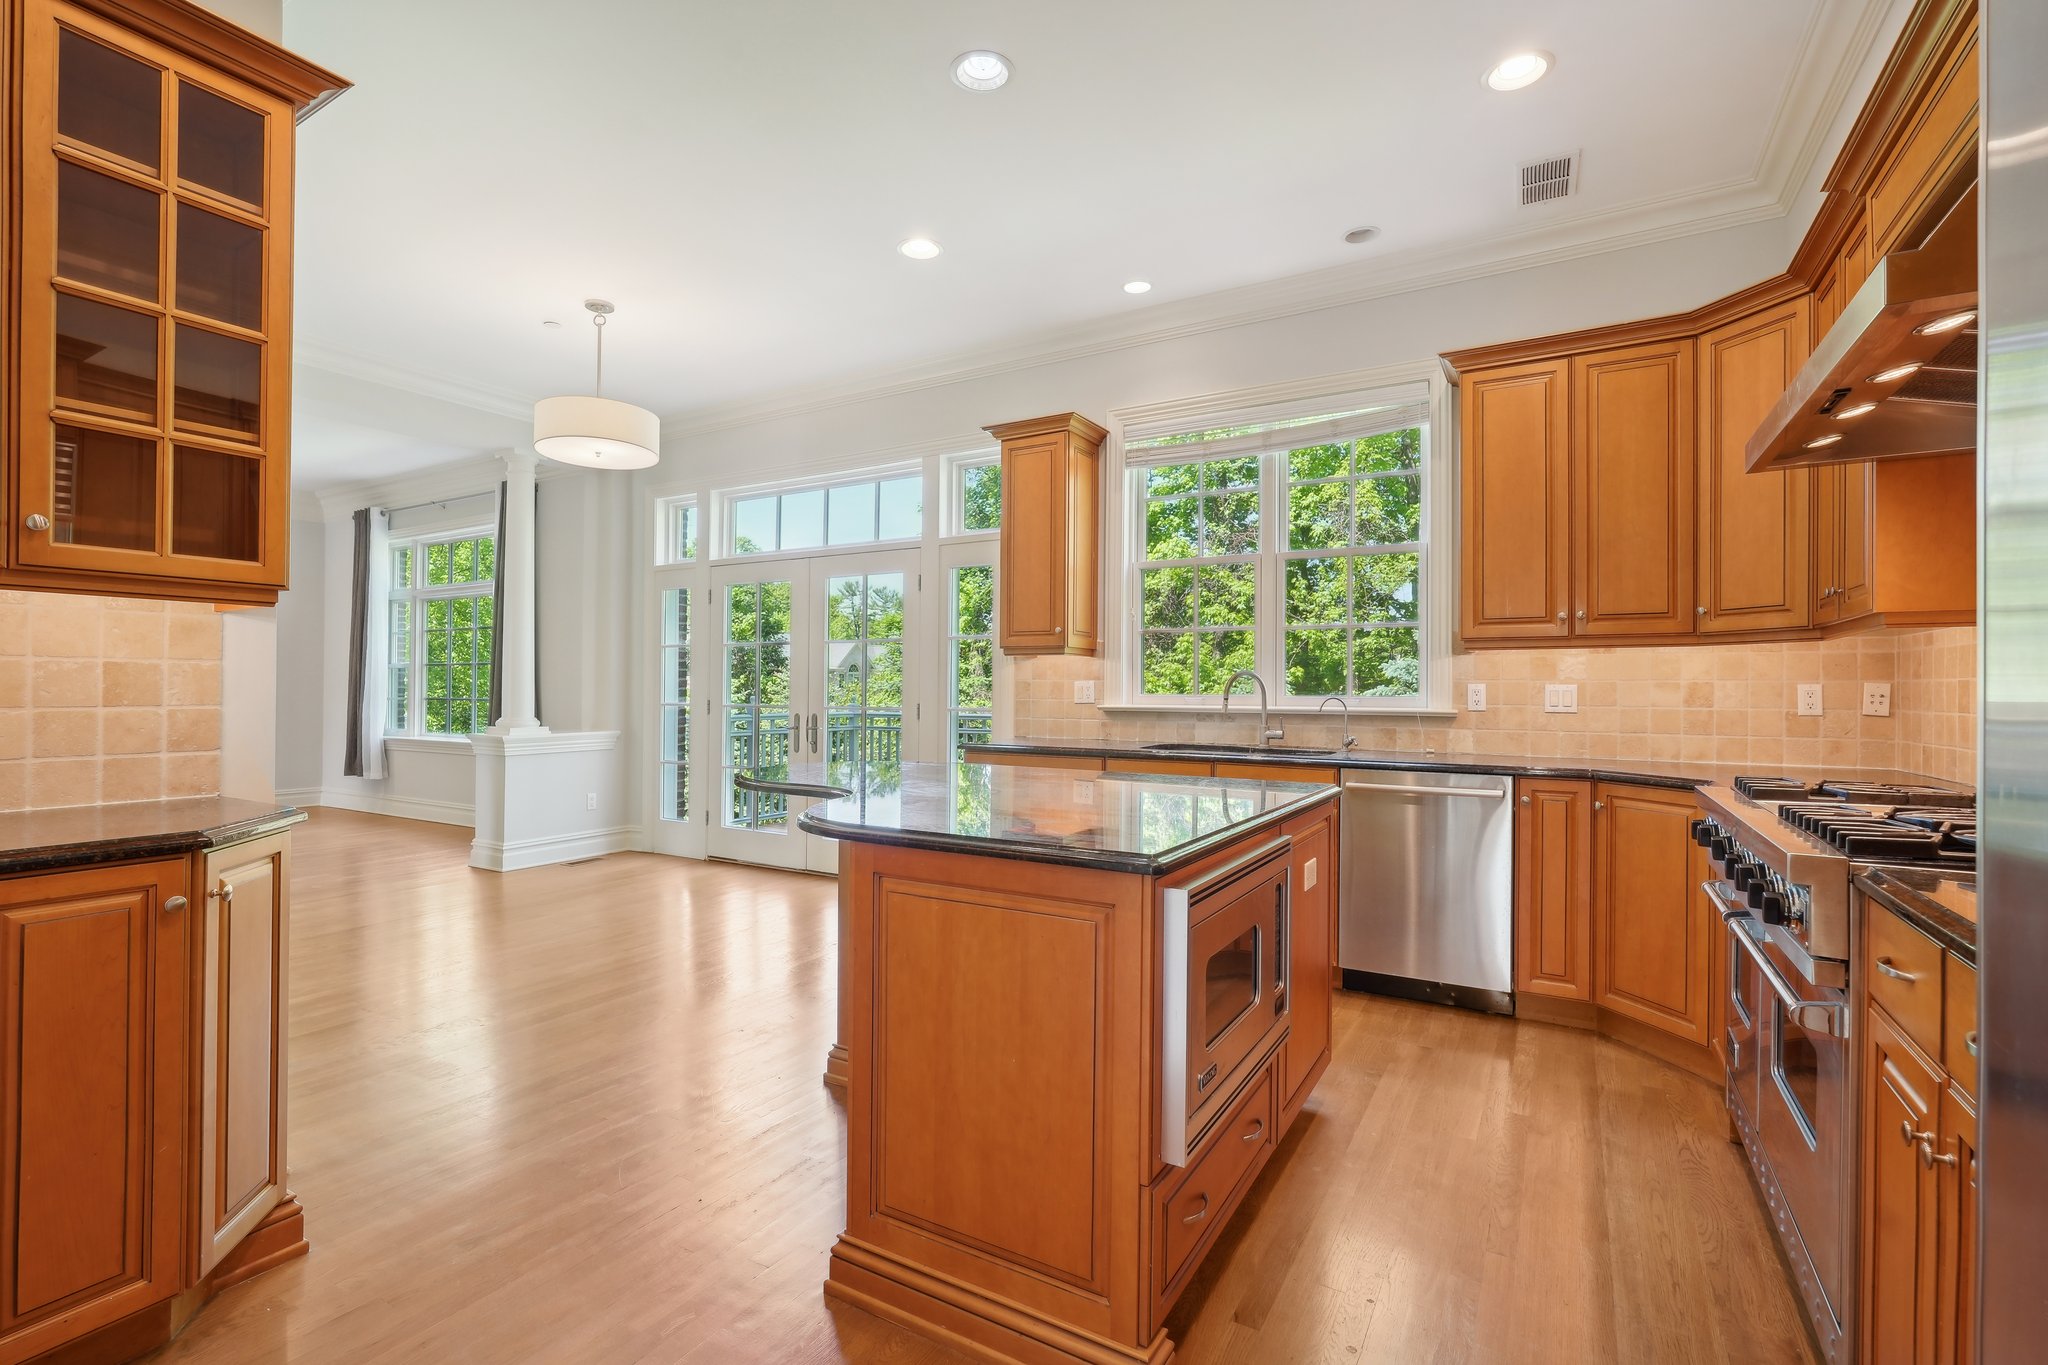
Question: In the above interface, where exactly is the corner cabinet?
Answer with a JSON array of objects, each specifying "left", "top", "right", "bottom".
[
  {"left": 3, "top": 0, "right": 347, "bottom": 606},
  {"left": 986, "top": 411, "right": 1106, "bottom": 655}
]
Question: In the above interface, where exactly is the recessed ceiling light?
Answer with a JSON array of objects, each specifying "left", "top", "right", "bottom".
[
  {"left": 952, "top": 50, "right": 1010, "bottom": 91},
  {"left": 1833, "top": 401, "right": 1879, "bottom": 421},
  {"left": 1867, "top": 362, "right": 1923, "bottom": 384},
  {"left": 1343, "top": 226, "right": 1381, "bottom": 244},
  {"left": 1123, "top": 280, "right": 1152, "bottom": 295},
  {"left": 1804, "top": 433, "right": 1844, "bottom": 449},
  {"left": 1915, "top": 310, "right": 1976, "bottom": 335},
  {"left": 1484, "top": 50, "right": 1553, "bottom": 91},
  {"left": 898, "top": 237, "right": 943, "bottom": 260}
]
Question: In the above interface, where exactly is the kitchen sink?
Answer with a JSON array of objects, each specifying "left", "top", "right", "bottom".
[{"left": 1139, "top": 742, "right": 1337, "bottom": 759}]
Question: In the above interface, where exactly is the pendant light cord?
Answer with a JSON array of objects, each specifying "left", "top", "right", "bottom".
[{"left": 592, "top": 312, "right": 607, "bottom": 398}]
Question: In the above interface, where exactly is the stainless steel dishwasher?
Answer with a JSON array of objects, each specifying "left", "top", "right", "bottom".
[{"left": 1338, "top": 769, "right": 1515, "bottom": 1015}]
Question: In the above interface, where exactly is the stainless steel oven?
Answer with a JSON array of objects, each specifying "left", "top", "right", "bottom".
[{"left": 1161, "top": 836, "right": 1291, "bottom": 1166}]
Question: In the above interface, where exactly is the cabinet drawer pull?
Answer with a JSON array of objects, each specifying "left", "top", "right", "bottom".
[
  {"left": 1921, "top": 1140, "right": 1958, "bottom": 1169},
  {"left": 1901, "top": 1119, "right": 1935, "bottom": 1147},
  {"left": 24, "top": 514, "right": 49, "bottom": 533},
  {"left": 1181, "top": 1194, "right": 1209, "bottom": 1225},
  {"left": 1241, "top": 1118, "right": 1264, "bottom": 1143},
  {"left": 1874, "top": 956, "right": 1919, "bottom": 982}
]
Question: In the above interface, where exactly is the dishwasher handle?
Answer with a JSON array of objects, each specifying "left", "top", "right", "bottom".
[{"left": 1343, "top": 781, "right": 1509, "bottom": 800}]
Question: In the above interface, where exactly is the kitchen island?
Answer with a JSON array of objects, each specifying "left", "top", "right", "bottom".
[{"left": 791, "top": 760, "right": 1339, "bottom": 1365}]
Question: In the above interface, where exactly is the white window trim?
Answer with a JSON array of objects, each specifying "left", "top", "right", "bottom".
[
  {"left": 653, "top": 493, "right": 699, "bottom": 567},
  {"left": 386, "top": 523, "right": 498, "bottom": 738},
  {"left": 1100, "top": 361, "right": 1456, "bottom": 716},
  {"left": 940, "top": 447, "right": 1002, "bottom": 540}
]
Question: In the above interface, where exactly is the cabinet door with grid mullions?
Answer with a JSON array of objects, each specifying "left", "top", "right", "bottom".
[{"left": 15, "top": 2, "right": 292, "bottom": 588}]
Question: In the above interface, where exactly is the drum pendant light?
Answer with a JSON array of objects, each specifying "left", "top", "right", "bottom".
[{"left": 533, "top": 299, "right": 660, "bottom": 469}]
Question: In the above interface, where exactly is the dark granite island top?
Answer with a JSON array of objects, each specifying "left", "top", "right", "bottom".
[
  {"left": 0, "top": 796, "right": 307, "bottom": 876},
  {"left": 782, "top": 758, "right": 1336, "bottom": 875},
  {"left": 1856, "top": 867, "right": 1978, "bottom": 963}
]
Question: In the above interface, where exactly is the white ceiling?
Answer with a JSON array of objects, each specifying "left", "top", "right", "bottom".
[{"left": 284, "top": 0, "right": 1894, "bottom": 487}]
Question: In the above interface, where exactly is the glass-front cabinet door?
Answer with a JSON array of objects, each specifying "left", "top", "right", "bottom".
[{"left": 12, "top": 0, "right": 294, "bottom": 594}]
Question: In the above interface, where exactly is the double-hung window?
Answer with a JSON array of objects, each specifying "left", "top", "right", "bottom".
[
  {"left": 387, "top": 529, "right": 497, "bottom": 735},
  {"left": 1119, "top": 374, "right": 1446, "bottom": 709}
]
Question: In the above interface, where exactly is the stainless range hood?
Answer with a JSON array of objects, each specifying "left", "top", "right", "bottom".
[{"left": 1746, "top": 182, "right": 1979, "bottom": 472}]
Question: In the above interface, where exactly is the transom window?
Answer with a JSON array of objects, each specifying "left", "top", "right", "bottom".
[
  {"left": 1122, "top": 379, "right": 1439, "bottom": 707},
  {"left": 952, "top": 456, "right": 1002, "bottom": 534},
  {"left": 388, "top": 530, "right": 496, "bottom": 735},
  {"left": 727, "top": 473, "right": 921, "bottom": 556},
  {"left": 655, "top": 496, "right": 698, "bottom": 565}
]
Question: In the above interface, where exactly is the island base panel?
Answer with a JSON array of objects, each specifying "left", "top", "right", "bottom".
[{"left": 827, "top": 1239, "right": 1175, "bottom": 1365}]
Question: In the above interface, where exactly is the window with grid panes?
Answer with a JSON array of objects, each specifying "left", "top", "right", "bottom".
[
  {"left": 1126, "top": 383, "right": 1432, "bottom": 703},
  {"left": 658, "top": 587, "right": 691, "bottom": 819},
  {"left": 948, "top": 563, "right": 996, "bottom": 755},
  {"left": 387, "top": 530, "right": 496, "bottom": 735}
]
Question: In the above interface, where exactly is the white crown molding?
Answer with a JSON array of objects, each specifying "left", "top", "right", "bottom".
[{"left": 292, "top": 0, "right": 1897, "bottom": 455}]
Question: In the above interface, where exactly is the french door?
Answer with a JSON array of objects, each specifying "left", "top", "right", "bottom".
[{"left": 705, "top": 548, "right": 923, "bottom": 871}]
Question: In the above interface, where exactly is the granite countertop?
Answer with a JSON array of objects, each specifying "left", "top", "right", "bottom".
[
  {"left": 0, "top": 797, "right": 307, "bottom": 876},
  {"left": 781, "top": 759, "right": 1336, "bottom": 875},
  {"left": 967, "top": 739, "right": 1972, "bottom": 796},
  {"left": 1857, "top": 867, "right": 1978, "bottom": 963}
]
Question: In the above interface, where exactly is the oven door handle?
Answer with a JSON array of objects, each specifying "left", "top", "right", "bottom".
[{"left": 1708, "top": 881, "right": 1848, "bottom": 1038}]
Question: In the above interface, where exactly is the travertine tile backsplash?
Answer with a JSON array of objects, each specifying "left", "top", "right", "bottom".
[
  {"left": 0, "top": 590, "right": 224, "bottom": 813},
  {"left": 1011, "top": 628, "right": 1979, "bottom": 783}
]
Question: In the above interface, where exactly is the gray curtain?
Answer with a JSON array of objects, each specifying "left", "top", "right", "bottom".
[
  {"left": 342, "top": 508, "right": 372, "bottom": 775},
  {"left": 487, "top": 480, "right": 539, "bottom": 725}
]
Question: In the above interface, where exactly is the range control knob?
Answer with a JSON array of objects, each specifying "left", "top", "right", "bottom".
[
  {"left": 1732, "top": 861, "right": 1756, "bottom": 892},
  {"left": 1758, "top": 891, "right": 1787, "bottom": 925},
  {"left": 1709, "top": 836, "right": 1730, "bottom": 862},
  {"left": 1691, "top": 818, "right": 1716, "bottom": 847}
]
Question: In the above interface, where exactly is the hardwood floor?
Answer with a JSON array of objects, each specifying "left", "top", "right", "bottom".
[{"left": 154, "top": 809, "right": 1815, "bottom": 1365}]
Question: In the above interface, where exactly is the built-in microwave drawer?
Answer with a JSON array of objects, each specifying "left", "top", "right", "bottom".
[{"left": 1157, "top": 1063, "right": 1274, "bottom": 1298}]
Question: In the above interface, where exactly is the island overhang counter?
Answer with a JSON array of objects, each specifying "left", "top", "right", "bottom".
[{"left": 791, "top": 761, "right": 1340, "bottom": 1365}]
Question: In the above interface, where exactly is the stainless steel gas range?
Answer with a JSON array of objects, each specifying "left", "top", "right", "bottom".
[{"left": 1694, "top": 776, "right": 1977, "bottom": 1365}]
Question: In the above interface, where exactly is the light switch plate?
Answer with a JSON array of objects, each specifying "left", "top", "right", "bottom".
[
  {"left": 1863, "top": 682, "right": 1892, "bottom": 717},
  {"left": 1073, "top": 679, "right": 1096, "bottom": 704},
  {"left": 1543, "top": 683, "right": 1578, "bottom": 714},
  {"left": 585, "top": 792, "right": 597, "bottom": 811},
  {"left": 1303, "top": 857, "right": 1318, "bottom": 890},
  {"left": 1467, "top": 682, "right": 1487, "bottom": 712},
  {"left": 1797, "top": 683, "right": 1823, "bottom": 717}
]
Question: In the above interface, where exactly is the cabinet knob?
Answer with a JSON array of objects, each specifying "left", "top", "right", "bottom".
[
  {"left": 1519, "top": 795, "right": 1531, "bottom": 806},
  {"left": 164, "top": 896, "right": 188, "bottom": 915},
  {"left": 1575, "top": 609, "right": 1587, "bottom": 621},
  {"left": 207, "top": 885, "right": 235, "bottom": 905},
  {"left": 1593, "top": 800, "right": 1604, "bottom": 811},
  {"left": 1555, "top": 611, "right": 1566, "bottom": 623},
  {"left": 24, "top": 514, "right": 49, "bottom": 533},
  {"left": 1696, "top": 606, "right": 1707, "bottom": 616},
  {"left": 1921, "top": 1140, "right": 1958, "bottom": 1169},
  {"left": 1901, "top": 1119, "right": 1935, "bottom": 1147}
]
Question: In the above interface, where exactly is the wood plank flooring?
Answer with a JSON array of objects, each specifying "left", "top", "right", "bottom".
[{"left": 153, "top": 809, "right": 1815, "bottom": 1365}]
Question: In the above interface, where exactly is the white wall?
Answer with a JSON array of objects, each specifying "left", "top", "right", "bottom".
[
  {"left": 199, "top": 0, "right": 280, "bottom": 41},
  {"left": 273, "top": 517, "right": 326, "bottom": 798}
]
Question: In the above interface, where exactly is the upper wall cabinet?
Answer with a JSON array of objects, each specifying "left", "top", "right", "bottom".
[
  {"left": 987, "top": 412, "right": 1106, "bottom": 656},
  {"left": 3, "top": 0, "right": 346, "bottom": 605},
  {"left": 1697, "top": 297, "right": 1812, "bottom": 634},
  {"left": 1458, "top": 341, "right": 1694, "bottom": 643}
]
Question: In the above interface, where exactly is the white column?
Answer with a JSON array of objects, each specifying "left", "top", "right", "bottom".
[{"left": 491, "top": 449, "right": 546, "bottom": 736}]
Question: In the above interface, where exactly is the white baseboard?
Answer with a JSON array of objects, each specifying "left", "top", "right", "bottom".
[
  {"left": 308, "top": 789, "right": 477, "bottom": 828},
  {"left": 275, "top": 786, "right": 323, "bottom": 809},
  {"left": 468, "top": 825, "right": 640, "bottom": 872}
]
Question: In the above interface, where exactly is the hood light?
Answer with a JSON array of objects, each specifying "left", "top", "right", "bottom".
[
  {"left": 1833, "top": 402, "right": 1879, "bottom": 421},
  {"left": 1804, "top": 434, "right": 1845, "bottom": 449},
  {"left": 1915, "top": 310, "right": 1977, "bottom": 335},
  {"left": 1867, "top": 362, "right": 1923, "bottom": 384}
]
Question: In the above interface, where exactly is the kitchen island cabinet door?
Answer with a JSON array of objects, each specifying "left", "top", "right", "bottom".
[
  {"left": 196, "top": 833, "right": 291, "bottom": 1275},
  {"left": 1591, "top": 783, "right": 1710, "bottom": 1046},
  {"left": 1513, "top": 778, "right": 1592, "bottom": 1002},
  {"left": 1571, "top": 341, "right": 1696, "bottom": 638},
  {"left": 1279, "top": 805, "right": 1335, "bottom": 1123},
  {"left": 1459, "top": 360, "right": 1572, "bottom": 641},
  {"left": 0, "top": 859, "right": 189, "bottom": 1365},
  {"left": 1697, "top": 299, "right": 1812, "bottom": 634},
  {"left": 1862, "top": 1006, "right": 1941, "bottom": 1365}
]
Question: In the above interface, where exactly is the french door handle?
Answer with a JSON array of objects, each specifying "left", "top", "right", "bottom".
[{"left": 808, "top": 713, "right": 819, "bottom": 754}]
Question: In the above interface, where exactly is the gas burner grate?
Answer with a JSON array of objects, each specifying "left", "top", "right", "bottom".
[
  {"left": 1734, "top": 776, "right": 1817, "bottom": 801},
  {"left": 1815, "top": 780, "right": 1975, "bottom": 810}
]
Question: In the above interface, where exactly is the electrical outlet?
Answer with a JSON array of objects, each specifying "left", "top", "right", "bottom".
[
  {"left": 1073, "top": 679, "right": 1096, "bottom": 704},
  {"left": 1797, "top": 683, "right": 1823, "bottom": 717},
  {"left": 1467, "top": 682, "right": 1487, "bottom": 712},
  {"left": 1863, "top": 682, "right": 1892, "bottom": 717},
  {"left": 1073, "top": 780, "right": 1094, "bottom": 805},
  {"left": 1543, "top": 683, "right": 1578, "bottom": 714},
  {"left": 585, "top": 792, "right": 597, "bottom": 811}
]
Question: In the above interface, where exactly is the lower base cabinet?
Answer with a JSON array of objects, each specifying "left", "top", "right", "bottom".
[{"left": 0, "top": 825, "right": 300, "bottom": 1365}]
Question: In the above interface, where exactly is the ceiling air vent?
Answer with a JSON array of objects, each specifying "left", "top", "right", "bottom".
[{"left": 1518, "top": 151, "right": 1580, "bottom": 206}]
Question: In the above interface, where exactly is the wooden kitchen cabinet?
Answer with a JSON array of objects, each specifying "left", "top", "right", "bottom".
[
  {"left": 1459, "top": 360, "right": 1572, "bottom": 640},
  {"left": 3, "top": 0, "right": 344, "bottom": 606},
  {"left": 1933, "top": 1081, "right": 1977, "bottom": 1365},
  {"left": 1279, "top": 801, "right": 1336, "bottom": 1124},
  {"left": 1697, "top": 298, "right": 1813, "bottom": 633},
  {"left": 1862, "top": 1004, "right": 1941, "bottom": 1365},
  {"left": 1815, "top": 456, "right": 1975, "bottom": 630},
  {"left": 195, "top": 832, "right": 290, "bottom": 1275},
  {"left": 986, "top": 412, "right": 1106, "bottom": 655},
  {"left": 1592, "top": 783, "right": 1711, "bottom": 1047},
  {"left": 1513, "top": 778, "right": 1592, "bottom": 1002},
  {"left": 1572, "top": 340, "right": 1695, "bottom": 636},
  {"left": 1864, "top": 9, "right": 1977, "bottom": 260},
  {"left": 0, "top": 858, "right": 189, "bottom": 1365}
]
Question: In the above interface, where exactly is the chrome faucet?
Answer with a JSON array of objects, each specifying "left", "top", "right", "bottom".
[
  {"left": 1222, "top": 670, "right": 1285, "bottom": 746},
  {"left": 1318, "top": 694, "right": 1358, "bottom": 749}
]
